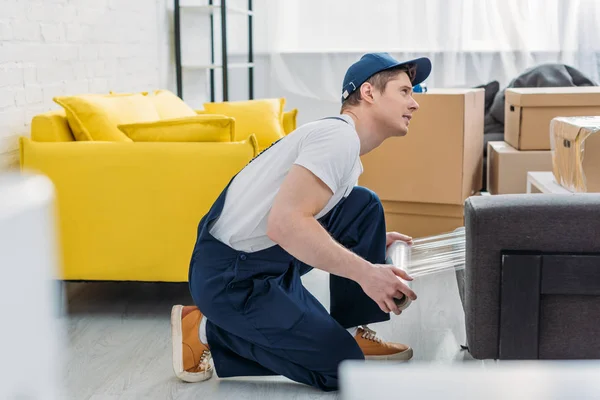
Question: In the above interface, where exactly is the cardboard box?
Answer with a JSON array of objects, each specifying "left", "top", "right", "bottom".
[
  {"left": 505, "top": 87, "right": 600, "bottom": 150},
  {"left": 550, "top": 116, "right": 600, "bottom": 192},
  {"left": 487, "top": 141, "right": 553, "bottom": 194},
  {"left": 382, "top": 200, "right": 468, "bottom": 238},
  {"left": 359, "top": 88, "right": 484, "bottom": 205}
]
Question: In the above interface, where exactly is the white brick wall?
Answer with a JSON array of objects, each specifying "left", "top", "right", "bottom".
[{"left": 0, "top": 0, "right": 174, "bottom": 169}]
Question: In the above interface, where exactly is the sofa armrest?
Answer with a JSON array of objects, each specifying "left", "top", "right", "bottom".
[
  {"left": 19, "top": 136, "right": 258, "bottom": 281},
  {"left": 463, "top": 193, "right": 600, "bottom": 359}
]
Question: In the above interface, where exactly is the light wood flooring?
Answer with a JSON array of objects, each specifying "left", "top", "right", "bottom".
[{"left": 62, "top": 268, "right": 473, "bottom": 399}]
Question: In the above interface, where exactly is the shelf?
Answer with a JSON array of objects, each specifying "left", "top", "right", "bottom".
[
  {"left": 178, "top": 3, "right": 254, "bottom": 16},
  {"left": 175, "top": 0, "right": 254, "bottom": 101},
  {"left": 182, "top": 62, "right": 255, "bottom": 69}
]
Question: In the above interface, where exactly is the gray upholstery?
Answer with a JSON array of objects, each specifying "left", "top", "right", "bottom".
[
  {"left": 462, "top": 193, "right": 600, "bottom": 359},
  {"left": 539, "top": 296, "right": 600, "bottom": 359}
]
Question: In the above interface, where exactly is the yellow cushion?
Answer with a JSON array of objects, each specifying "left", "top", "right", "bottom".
[
  {"left": 118, "top": 115, "right": 235, "bottom": 142},
  {"left": 283, "top": 108, "right": 298, "bottom": 134},
  {"left": 53, "top": 94, "right": 160, "bottom": 142},
  {"left": 146, "top": 90, "right": 198, "bottom": 119},
  {"left": 31, "top": 109, "right": 75, "bottom": 142},
  {"left": 203, "top": 98, "right": 285, "bottom": 149}
]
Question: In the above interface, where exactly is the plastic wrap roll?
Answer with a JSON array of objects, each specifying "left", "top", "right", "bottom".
[
  {"left": 386, "top": 227, "right": 465, "bottom": 311},
  {"left": 385, "top": 238, "right": 413, "bottom": 310}
]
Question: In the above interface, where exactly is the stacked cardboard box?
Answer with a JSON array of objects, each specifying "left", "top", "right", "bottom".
[
  {"left": 505, "top": 87, "right": 600, "bottom": 150},
  {"left": 358, "top": 89, "right": 484, "bottom": 238},
  {"left": 487, "top": 87, "right": 600, "bottom": 194},
  {"left": 486, "top": 141, "right": 553, "bottom": 194}
]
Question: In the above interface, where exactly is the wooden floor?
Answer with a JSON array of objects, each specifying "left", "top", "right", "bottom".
[{"left": 62, "top": 268, "right": 474, "bottom": 399}]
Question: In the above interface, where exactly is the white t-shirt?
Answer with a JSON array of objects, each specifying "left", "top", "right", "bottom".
[{"left": 209, "top": 114, "right": 363, "bottom": 252}]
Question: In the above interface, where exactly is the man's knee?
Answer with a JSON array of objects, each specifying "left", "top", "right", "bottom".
[
  {"left": 347, "top": 187, "right": 384, "bottom": 220},
  {"left": 349, "top": 186, "right": 383, "bottom": 208}
]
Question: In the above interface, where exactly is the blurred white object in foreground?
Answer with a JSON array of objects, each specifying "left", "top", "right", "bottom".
[
  {"left": 0, "top": 173, "right": 64, "bottom": 400},
  {"left": 339, "top": 360, "right": 600, "bottom": 400}
]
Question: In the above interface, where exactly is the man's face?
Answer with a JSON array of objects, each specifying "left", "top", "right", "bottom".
[{"left": 371, "top": 71, "right": 420, "bottom": 137}]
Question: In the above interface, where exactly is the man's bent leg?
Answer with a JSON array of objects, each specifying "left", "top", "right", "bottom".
[
  {"left": 318, "top": 186, "right": 390, "bottom": 328},
  {"left": 206, "top": 304, "right": 363, "bottom": 392},
  {"left": 189, "top": 252, "right": 364, "bottom": 392},
  {"left": 316, "top": 186, "right": 414, "bottom": 361}
]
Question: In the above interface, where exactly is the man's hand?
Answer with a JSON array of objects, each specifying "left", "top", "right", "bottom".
[
  {"left": 357, "top": 264, "right": 417, "bottom": 315},
  {"left": 386, "top": 231, "right": 413, "bottom": 248}
]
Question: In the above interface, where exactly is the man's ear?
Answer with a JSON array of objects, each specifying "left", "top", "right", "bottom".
[{"left": 360, "top": 82, "right": 376, "bottom": 104}]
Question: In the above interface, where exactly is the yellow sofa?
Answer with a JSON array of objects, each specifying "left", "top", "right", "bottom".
[{"left": 20, "top": 107, "right": 298, "bottom": 282}]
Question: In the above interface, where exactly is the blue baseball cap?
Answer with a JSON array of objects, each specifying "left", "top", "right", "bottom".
[{"left": 341, "top": 53, "right": 432, "bottom": 103}]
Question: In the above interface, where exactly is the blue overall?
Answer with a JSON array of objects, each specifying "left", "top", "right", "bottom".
[{"left": 188, "top": 117, "right": 390, "bottom": 392}]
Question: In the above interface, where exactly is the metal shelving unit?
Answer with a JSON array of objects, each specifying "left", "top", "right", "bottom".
[{"left": 174, "top": 0, "right": 254, "bottom": 102}]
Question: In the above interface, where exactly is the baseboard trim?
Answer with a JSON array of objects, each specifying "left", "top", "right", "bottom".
[
  {"left": 0, "top": 134, "right": 21, "bottom": 171},
  {"left": 0, "top": 150, "right": 19, "bottom": 171},
  {"left": 0, "top": 134, "right": 20, "bottom": 154}
]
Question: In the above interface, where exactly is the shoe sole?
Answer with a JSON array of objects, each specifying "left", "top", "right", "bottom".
[
  {"left": 365, "top": 347, "right": 413, "bottom": 361},
  {"left": 171, "top": 305, "right": 213, "bottom": 383}
]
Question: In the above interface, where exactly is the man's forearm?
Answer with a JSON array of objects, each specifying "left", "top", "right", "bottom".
[{"left": 267, "top": 213, "right": 371, "bottom": 282}]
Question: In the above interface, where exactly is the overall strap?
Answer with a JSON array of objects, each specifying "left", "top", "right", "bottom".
[{"left": 202, "top": 132, "right": 286, "bottom": 228}]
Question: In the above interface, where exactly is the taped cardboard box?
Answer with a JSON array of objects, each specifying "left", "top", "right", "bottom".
[
  {"left": 487, "top": 141, "right": 553, "bottom": 194},
  {"left": 382, "top": 200, "right": 466, "bottom": 238},
  {"left": 505, "top": 87, "right": 600, "bottom": 150},
  {"left": 550, "top": 116, "right": 600, "bottom": 193},
  {"left": 359, "top": 88, "right": 484, "bottom": 205}
]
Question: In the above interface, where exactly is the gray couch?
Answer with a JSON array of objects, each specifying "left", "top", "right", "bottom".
[{"left": 459, "top": 193, "right": 600, "bottom": 360}]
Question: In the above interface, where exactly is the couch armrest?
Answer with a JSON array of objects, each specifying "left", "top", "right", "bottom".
[
  {"left": 19, "top": 136, "right": 258, "bottom": 281},
  {"left": 463, "top": 193, "right": 600, "bottom": 359}
]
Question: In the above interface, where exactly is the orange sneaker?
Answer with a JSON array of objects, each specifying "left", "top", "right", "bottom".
[
  {"left": 354, "top": 326, "right": 413, "bottom": 361},
  {"left": 171, "top": 305, "right": 213, "bottom": 382}
]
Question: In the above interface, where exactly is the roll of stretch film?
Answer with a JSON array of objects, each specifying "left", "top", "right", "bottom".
[{"left": 386, "top": 227, "right": 465, "bottom": 311}]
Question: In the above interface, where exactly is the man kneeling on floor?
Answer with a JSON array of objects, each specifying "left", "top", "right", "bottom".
[{"left": 171, "top": 52, "right": 432, "bottom": 392}]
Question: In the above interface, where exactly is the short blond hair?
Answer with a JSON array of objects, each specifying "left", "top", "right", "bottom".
[{"left": 340, "top": 64, "right": 416, "bottom": 112}]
